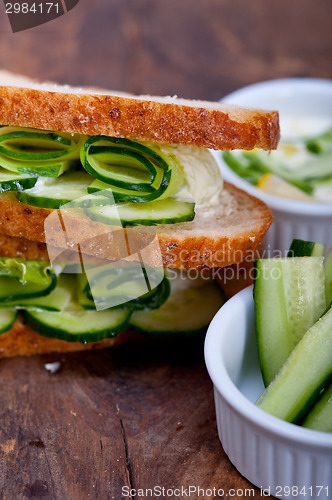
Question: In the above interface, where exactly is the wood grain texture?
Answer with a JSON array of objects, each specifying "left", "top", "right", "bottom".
[
  {"left": 0, "top": 1, "right": 331, "bottom": 498},
  {"left": 0, "top": 338, "right": 261, "bottom": 500},
  {"left": 0, "top": 0, "right": 332, "bottom": 100}
]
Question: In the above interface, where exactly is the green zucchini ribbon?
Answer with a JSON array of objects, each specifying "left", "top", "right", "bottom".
[
  {"left": 81, "top": 136, "right": 184, "bottom": 203},
  {"left": 0, "top": 127, "right": 84, "bottom": 177}
]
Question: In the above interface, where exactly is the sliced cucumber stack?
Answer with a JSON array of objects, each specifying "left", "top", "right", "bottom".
[
  {"left": 131, "top": 272, "right": 225, "bottom": 335},
  {"left": 254, "top": 256, "right": 327, "bottom": 386},
  {"left": 256, "top": 306, "right": 332, "bottom": 423},
  {"left": 22, "top": 274, "right": 133, "bottom": 342},
  {"left": 0, "top": 126, "right": 199, "bottom": 228}
]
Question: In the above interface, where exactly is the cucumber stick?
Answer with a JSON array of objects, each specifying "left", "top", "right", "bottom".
[
  {"left": 287, "top": 239, "right": 325, "bottom": 258},
  {"left": 256, "top": 306, "right": 332, "bottom": 423},
  {"left": 301, "top": 383, "right": 332, "bottom": 433},
  {"left": 254, "top": 257, "right": 326, "bottom": 386},
  {"left": 325, "top": 247, "right": 332, "bottom": 307}
]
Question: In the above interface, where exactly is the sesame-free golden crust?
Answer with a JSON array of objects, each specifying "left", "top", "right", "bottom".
[
  {"left": 0, "top": 183, "right": 273, "bottom": 269},
  {"left": 0, "top": 85, "right": 279, "bottom": 151}
]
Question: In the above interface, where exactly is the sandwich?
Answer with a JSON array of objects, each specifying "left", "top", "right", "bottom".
[{"left": 0, "top": 70, "right": 278, "bottom": 358}]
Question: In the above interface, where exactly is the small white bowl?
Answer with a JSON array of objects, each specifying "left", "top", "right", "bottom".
[
  {"left": 204, "top": 286, "right": 332, "bottom": 500},
  {"left": 215, "top": 78, "right": 332, "bottom": 254}
]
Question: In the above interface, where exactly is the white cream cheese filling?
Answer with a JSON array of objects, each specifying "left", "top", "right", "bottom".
[{"left": 158, "top": 144, "right": 223, "bottom": 209}]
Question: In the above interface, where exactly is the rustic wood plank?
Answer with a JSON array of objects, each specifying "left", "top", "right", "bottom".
[
  {"left": 0, "top": 338, "right": 261, "bottom": 499},
  {"left": 0, "top": 0, "right": 331, "bottom": 100},
  {"left": 0, "top": 352, "right": 132, "bottom": 499}
]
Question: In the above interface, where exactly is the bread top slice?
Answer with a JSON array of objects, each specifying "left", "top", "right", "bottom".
[
  {"left": 0, "top": 183, "right": 273, "bottom": 269},
  {"left": 0, "top": 70, "right": 279, "bottom": 151}
]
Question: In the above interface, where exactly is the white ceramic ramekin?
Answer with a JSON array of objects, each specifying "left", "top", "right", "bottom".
[
  {"left": 204, "top": 286, "right": 332, "bottom": 500},
  {"left": 215, "top": 78, "right": 332, "bottom": 254}
]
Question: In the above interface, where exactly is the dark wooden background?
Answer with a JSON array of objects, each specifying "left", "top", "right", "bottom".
[{"left": 0, "top": 1, "right": 332, "bottom": 499}]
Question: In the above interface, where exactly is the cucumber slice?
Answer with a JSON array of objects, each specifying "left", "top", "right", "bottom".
[
  {"left": 131, "top": 273, "right": 225, "bottom": 335},
  {"left": 254, "top": 257, "right": 327, "bottom": 386},
  {"left": 0, "top": 309, "right": 18, "bottom": 334},
  {"left": 86, "top": 199, "right": 195, "bottom": 227},
  {"left": 16, "top": 171, "right": 94, "bottom": 208},
  {"left": 81, "top": 265, "right": 170, "bottom": 311},
  {"left": 88, "top": 179, "right": 151, "bottom": 202},
  {"left": 256, "top": 306, "right": 332, "bottom": 423},
  {"left": 301, "top": 383, "right": 332, "bottom": 433},
  {"left": 0, "top": 168, "right": 38, "bottom": 193},
  {"left": 325, "top": 247, "right": 332, "bottom": 307},
  {"left": 287, "top": 239, "right": 325, "bottom": 258},
  {"left": 24, "top": 305, "right": 131, "bottom": 343},
  {"left": 0, "top": 258, "right": 57, "bottom": 302},
  {"left": 1, "top": 280, "right": 71, "bottom": 311}
]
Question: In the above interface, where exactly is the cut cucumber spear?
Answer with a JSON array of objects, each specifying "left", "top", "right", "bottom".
[
  {"left": 254, "top": 257, "right": 327, "bottom": 386},
  {"left": 301, "top": 383, "right": 332, "bottom": 433},
  {"left": 325, "top": 247, "right": 332, "bottom": 308},
  {"left": 287, "top": 239, "right": 325, "bottom": 258},
  {"left": 256, "top": 306, "right": 332, "bottom": 423}
]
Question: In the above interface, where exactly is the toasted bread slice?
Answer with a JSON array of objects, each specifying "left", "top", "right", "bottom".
[
  {"left": 0, "top": 70, "right": 279, "bottom": 151},
  {"left": 0, "top": 183, "right": 272, "bottom": 269}
]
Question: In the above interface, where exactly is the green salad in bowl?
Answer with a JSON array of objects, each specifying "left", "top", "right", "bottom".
[{"left": 223, "top": 125, "right": 332, "bottom": 202}]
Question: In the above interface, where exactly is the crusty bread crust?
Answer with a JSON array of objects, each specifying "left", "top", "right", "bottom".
[
  {"left": 0, "top": 183, "right": 273, "bottom": 269},
  {"left": 0, "top": 316, "right": 145, "bottom": 358},
  {"left": 0, "top": 72, "right": 279, "bottom": 151}
]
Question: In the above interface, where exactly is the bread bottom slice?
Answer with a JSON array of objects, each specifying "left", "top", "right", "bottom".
[
  {"left": 0, "top": 182, "right": 273, "bottom": 269},
  {"left": 0, "top": 316, "right": 145, "bottom": 358}
]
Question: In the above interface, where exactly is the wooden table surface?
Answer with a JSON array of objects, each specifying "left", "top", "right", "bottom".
[{"left": 0, "top": 1, "right": 332, "bottom": 499}]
